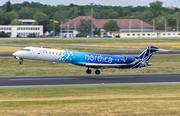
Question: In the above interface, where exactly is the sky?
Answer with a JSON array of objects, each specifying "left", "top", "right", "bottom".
[{"left": 0, "top": 0, "right": 180, "bottom": 8}]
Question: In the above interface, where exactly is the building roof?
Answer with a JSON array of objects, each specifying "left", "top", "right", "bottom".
[
  {"left": 18, "top": 19, "right": 36, "bottom": 23},
  {"left": 61, "top": 16, "right": 153, "bottom": 29}
]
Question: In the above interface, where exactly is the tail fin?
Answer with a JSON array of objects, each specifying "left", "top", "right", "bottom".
[{"left": 136, "top": 46, "right": 165, "bottom": 62}]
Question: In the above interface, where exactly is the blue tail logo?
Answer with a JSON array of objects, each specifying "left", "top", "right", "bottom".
[
  {"left": 132, "top": 46, "right": 162, "bottom": 68},
  {"left": 137, "top": 46, "right": 160, "bottom": 62}
]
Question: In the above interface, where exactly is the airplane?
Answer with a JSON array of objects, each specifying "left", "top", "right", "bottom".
[{"left": 12, "top": 46, "right": 168, "bottom": 75}]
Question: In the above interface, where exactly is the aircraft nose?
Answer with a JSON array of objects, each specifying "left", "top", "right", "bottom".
[
  {"left": 12, "top": 52, "right": 18, "bottom": 56},
  {"left": 12, "top": 51, "right": 21, "bottom": 56}
]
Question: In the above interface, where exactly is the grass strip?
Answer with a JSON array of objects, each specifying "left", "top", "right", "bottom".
[{"left": 0, "top": 85, "right": 180, "bottom": 115}]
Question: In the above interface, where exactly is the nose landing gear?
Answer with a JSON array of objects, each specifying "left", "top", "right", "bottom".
[{"left": 19, "top": 58, "right": 23, "bottom": 65}]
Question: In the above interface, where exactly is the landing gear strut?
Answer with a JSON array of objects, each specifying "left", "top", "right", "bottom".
[
  {"left": 19, "top": 58, "right": 23, "bottom": 65},
  {"left": 86, "top": 67, "right": 92, "bottom": 74}
]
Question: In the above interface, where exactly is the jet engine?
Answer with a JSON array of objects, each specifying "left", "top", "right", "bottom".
[{"left": 123, "top": 56, "right": 136, "bottom": 63}]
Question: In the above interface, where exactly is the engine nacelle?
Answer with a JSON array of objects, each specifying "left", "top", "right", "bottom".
[{"left": 123, "top": 56, "right": 136, "bottom": 63}]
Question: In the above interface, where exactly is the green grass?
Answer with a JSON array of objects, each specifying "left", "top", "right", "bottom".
[
  {"left": 0, "top": 85, "right": 180, "bottom": 98},
  {"left": 1, "top": 85, "right": 180, "bottom": 115}
]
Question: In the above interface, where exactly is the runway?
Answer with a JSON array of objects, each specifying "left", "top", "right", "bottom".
[{"left": 0, "top": 73, "right": 180, "bottom": 88}]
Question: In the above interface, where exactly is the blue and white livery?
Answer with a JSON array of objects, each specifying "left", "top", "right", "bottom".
[{"left": 12, "top": 46, "right": 167, "bottom": 75}]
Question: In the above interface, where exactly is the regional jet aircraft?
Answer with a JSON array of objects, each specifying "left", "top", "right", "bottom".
[{"left": 12, "top": 46, "right": 167, "bottom": 75}]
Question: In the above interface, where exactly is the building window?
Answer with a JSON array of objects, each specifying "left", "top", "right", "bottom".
[
  {"left": 148, "top": 34, "right": 150, "bottom": 36},
  {"left": 143, "top": 34, "right": 145, "bottom": 36},
  {"left": 127, "top": 34, "right": 130, "bottom": 36},
  {"left": 168, "top": 33, "right": 170, "bottom": 35},
  {"left": 163, "top": 33, "right": 166, "bottom": 35},
  {"left": 138, "top": 34, "right": 140, "bottom": 36},
  {"left": 173, "top": 33, "right": 176, "bottom": 35},
  {"left": 178, "top": 33, "right": 180, "bottom": 35},
  {"left": 132, "top": 34, "right": 135, "bottom": 36}
]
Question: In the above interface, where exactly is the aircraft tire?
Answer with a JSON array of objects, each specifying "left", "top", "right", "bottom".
[
  {"left": 19, "top": 61, "right": 23, "bottom": 65},
  {"left": 95, "top": 70, "right": 100, "bottom": 75},
  {"left": 86, "top": 69, "right": 92, "bottom": 74}
]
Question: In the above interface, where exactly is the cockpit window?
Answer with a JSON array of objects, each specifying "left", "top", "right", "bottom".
[{"left": 21, "top": 49, "right": 30, "bottom": 51}]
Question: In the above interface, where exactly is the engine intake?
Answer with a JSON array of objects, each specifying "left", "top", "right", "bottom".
[{"left": 123, "top": 56, "right": 136, "bottom": 63}]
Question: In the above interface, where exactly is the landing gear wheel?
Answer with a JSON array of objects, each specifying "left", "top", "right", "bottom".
[
  {"left": 86, "top": 69, "right": 92, "bottom": 74},
  {"left": 95, "top": 70, "right": 100, "bottom": 75},
  {"left": 19, "top": 61, "right": 23, "bottom": 65},
  {"left": 19, "top": 58, "right": 23, "bottom": 65}
]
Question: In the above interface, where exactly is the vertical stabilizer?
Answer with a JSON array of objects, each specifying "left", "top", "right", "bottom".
[{"left": 137, "top": 46, "right": 161, "bottom": 62}]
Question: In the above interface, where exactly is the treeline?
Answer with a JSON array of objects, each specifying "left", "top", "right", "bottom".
[{"left": 0, "top": 1, "right": 180, "bottom": 31}]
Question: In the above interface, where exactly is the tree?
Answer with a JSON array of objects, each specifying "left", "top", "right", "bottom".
[
  {"left": 141, "top": 10, "right": 154, "bottom": 24},
  {"left": 100, "top": 9, "right": 114, "bottom": 19},
  {"left": 108, "top": 11, "right": 118, "bottom": 19},
  {"left": 77, "top": 19, "right": 94, "bottom": 35},
  {"left": 118, "top": 7, "right": 123, "bottom": 17},
  {"left": 154, "top": 16, "right": 166, "bottom": 30},
  {"left": 46, "top": 21, "right": 60, "bottom": 34},
  {"left": 78, "top": 6, "right": 85, "bottom": 16},
  {"left": 10, "top": 19, "right": 23, "bottom": 25},
  {"left": 18, "top": 7, "right": 37, "bottom": 19},
  {"left": 0, "top": 31, "right": 10, "bottom": 37},
  {"left": 149, "top": 1, "right": 163, "bottom": 17},
  {"left": 6, "top": 0, "right": 12, "bottom": 12},
  {"left": 39, "top": 20, "right": 50, "bottom": 33},
  {"left": 28, "top": 33, "right": 36, "bottom": 38},
  {"left": 1, "top": 10, "right": 19, "bottom": 24},
  {"left": 3, "top": 20, "right": 11, "bottom": 25},
  {"left": 33, "top": 11, "right": 48, "bottom": 23},
  {"left": 94, "top": 28, "right": 98, "bottom": 35},
  {"left": 103, "top": 20, "right": 120, "bottom": 32},
  {"left": 53, "top": 10, "right": 67, "bottom": 23},
  {"left": 97, "top": 28, "right": 101, "bottom": 36},
  {"left": 68, "top": 7, "right": 78, "bottom": 19},
  {"left": 166, "top": 14, "right": 176, "bottom": 27}
]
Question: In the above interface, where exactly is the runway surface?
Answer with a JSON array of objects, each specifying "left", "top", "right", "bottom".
[{"left": 0, "top": 73, "right": 180, "bottom": 88}]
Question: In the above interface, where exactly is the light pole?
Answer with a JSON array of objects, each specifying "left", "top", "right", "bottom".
[
  {"left": 67, "top": 22, "right": 69, "bottom": 38},
  {"left": 61, "top": 21, "right": 63, "bottom": 38},
  {"left": 129, "top": 20, "right": 131, "bottom": 33},
  {"left": 153, "top": 20, "right": 155, "bottom": 33},
  {"left": 91, "top": 3, "right": 93, "bottom": 37},
  {"left": 165, "top": 20, "right": 167, "bottom": 32},
  {"left": 53, "top": 19, "right": 55, "bottom": 37},
  {"left": 177, "top": 19, "right": 179, "bottom": 32}
]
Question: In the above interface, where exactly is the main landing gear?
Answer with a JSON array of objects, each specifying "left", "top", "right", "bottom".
[
  {"left": 19, "top": 58, "right": 23, "bottom": 65},
  {"left": 86, "top": 67, "right": 101, "bottom": 75}
]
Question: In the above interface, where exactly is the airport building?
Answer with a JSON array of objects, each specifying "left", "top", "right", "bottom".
[
  {"left": 60, "top": 16, "right": 153, "bottom": 37},
  {"left": 0, "top": 25, "right": 43, "bottom": 37},
  {"left": 61, "top": 16, "right": 180, "bottom": 38}
]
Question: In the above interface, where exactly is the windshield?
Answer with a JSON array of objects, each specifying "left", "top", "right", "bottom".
[{"left": 21, "top": 49, "right": 30, "bottom": 51}]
